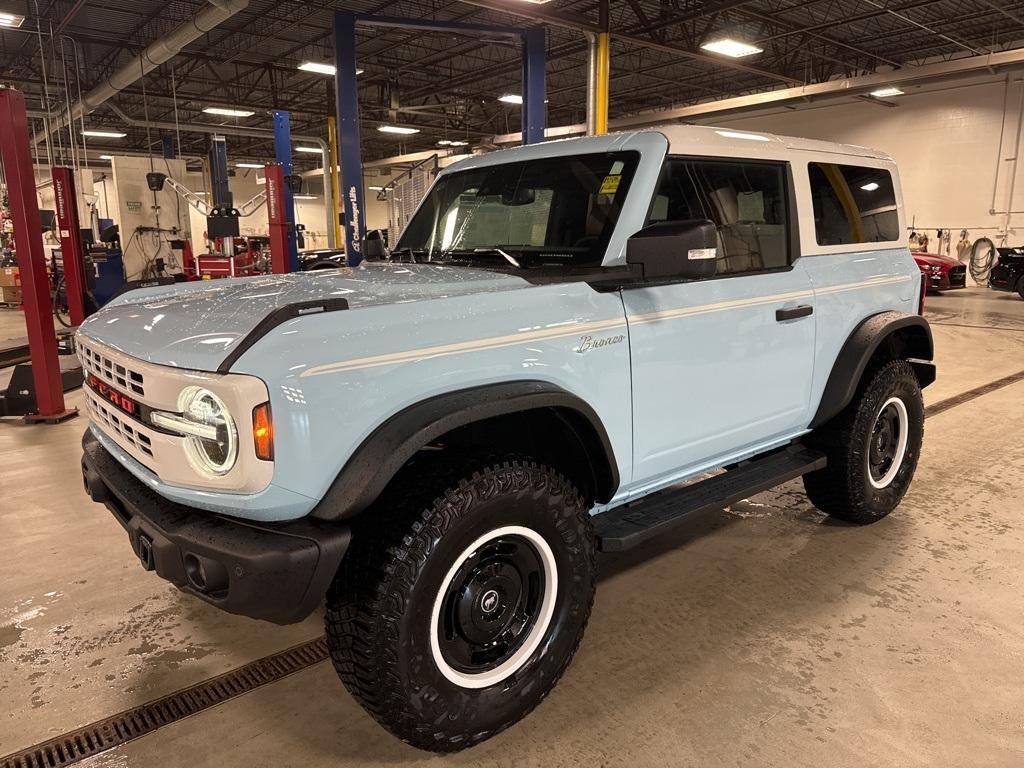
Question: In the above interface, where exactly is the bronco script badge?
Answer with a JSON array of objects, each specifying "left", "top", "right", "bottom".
[{"left": 576, "top": 333, "right": 625, "bottom": 353}]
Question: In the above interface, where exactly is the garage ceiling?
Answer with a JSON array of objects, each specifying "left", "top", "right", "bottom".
[{"left": 3, "top": 0, "right": 1024, "bottom": 166}]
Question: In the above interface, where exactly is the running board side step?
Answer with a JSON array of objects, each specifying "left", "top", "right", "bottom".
[{"left": 594, "top": 445, "right": 827, "bottom": 552}]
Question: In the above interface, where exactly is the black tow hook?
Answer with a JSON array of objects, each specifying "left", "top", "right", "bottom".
[{"left": 136, "top": 534, "right": 155, "bottom": 571}]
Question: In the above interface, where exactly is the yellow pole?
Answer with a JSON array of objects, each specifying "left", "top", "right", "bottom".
[
  {"left": 595, "top": 32, "right": 610, "bottom": 135},
  {"left": 327, "top": 116, "right": 342, "bottom": 248}
]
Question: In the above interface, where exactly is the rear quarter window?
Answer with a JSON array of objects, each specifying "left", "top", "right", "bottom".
[{"left": 808, "top": 162, "right": 899, "bottom": 246}]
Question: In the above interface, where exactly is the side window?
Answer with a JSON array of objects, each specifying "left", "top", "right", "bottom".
[
  {"left": 808, "top": 163, "right": 898, "bottom": 245},
  {"left": 648, "top": 158, "right": 790, "bottom": 276}
]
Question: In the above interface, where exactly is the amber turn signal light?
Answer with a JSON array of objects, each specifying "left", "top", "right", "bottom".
[{"left": 252, "top": 403, "right": 274, "bottom": 461}]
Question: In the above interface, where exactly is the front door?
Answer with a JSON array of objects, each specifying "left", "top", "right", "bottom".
[{"left": 623, "top": 157, "right": 816, "bottom": 489}]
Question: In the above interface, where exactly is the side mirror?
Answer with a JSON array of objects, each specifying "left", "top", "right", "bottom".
[
  {"left": 364, "top": 229, "right": 388, "bottom": 260},
  {"left": 626, "top": 219, "right": 718, "bottom": 281}
]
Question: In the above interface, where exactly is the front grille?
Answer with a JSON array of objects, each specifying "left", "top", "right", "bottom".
[
  {"left": 85, "top": 391, "right": 154, "bottom": 457},
  {"left": 79, "top": 341, "right": 145, "bottom": 397},
  {"left": 949, "top": 264, "right": 967, "bottom": 287}
]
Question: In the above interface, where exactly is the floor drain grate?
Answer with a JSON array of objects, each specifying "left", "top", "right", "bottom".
[
  {"left": 925, "top": 369, "right": 1024, "bottom": 419},
  {"left": 0, "top": 637, "right": 329, "bottom": 768}
]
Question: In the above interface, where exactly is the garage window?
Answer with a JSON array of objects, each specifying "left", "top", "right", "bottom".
[
  {"left": 808, "top": 163, "right": 899, "bottom": 245},
  {"left": 648, "top": 158, "right": 791, "bottom": 276}
]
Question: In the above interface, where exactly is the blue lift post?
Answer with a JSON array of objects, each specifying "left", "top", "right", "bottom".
[
  {"left": 521, "top": 27, "right": 547, "bottom": 145},
  {"left": 334, "top": 11, "right": 365, "bottom": 266},
  {"left": 333, "top": 12, "right": 546, "bottom": 263},
  {"left": 272, "top": 110, "right": 300, "bottom": 272}
]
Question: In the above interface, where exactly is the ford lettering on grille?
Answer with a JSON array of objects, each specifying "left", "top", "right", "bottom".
[{"left": 87, "top": 373, "right": 139, "bottom": 417}]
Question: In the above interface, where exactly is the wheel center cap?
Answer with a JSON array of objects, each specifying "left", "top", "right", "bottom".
[{"left": 480, "top": 589, "right": 500, "bottom": 614}]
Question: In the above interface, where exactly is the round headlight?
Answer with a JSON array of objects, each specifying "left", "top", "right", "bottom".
[{"left": 178, "top": 387, "right": 238, "bottom": 476}]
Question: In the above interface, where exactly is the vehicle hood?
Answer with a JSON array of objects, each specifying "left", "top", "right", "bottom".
[
  {"left": 77, "top": 263, "right": 528, "bottom": 371},
  {"left": 912, "top": 252, "right": 960, "bottom": 269}
]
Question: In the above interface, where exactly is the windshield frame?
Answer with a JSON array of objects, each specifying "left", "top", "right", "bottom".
[{"left": 392, "top": 132, "right": 670, "bottom": 270}]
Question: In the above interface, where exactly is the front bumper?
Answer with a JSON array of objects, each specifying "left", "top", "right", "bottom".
[
  {"left": 922, "top": 266, "right": 966, "bottom": 291},
  {"left": 989, "top": 264, "right": 1019, "bottom": 292},
  {"left": 81, "top": 430, "right": 350, "bottom": 624}
]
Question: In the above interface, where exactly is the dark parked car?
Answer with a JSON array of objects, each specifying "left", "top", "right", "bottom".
[
  {"left": 989, "top": 247, "right": 1024, "bottom": 298},
  {"left": 913, "top": 251, "right": 966, "bottom": 292}
]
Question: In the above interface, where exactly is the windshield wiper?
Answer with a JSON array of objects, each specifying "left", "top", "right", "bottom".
[
  {"left": 474, "top": 247, "right": 521, "bottom": 268},
  {"left": 388, "top": 246, "right": 427, "bottom": 263},
  {"left": 438, "top": 247, "right": 525, "bottom": 269}
]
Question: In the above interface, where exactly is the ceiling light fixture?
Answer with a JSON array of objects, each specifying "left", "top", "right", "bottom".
[
  {"left": 0, "top": 11, "right": 25, "bottom": 27},
  {"left": 82, "top": 129, "right": 127, "bottom": 138},
  {"left": 297, "top": 61, "right": 364, "bottom": 76},
  {"left": 236, "top": 162, "right": 265, "bottom": 169},
  {"left": 869, "top": 87, "right": 904, "bottom": 98},
  {"left": 295, "top": 146, "right": 323, "bottom": 153},
  {"left": 203, "top": 107, "right": 255, "bottom": 117},
  {"left": 700, "top": 38, "right": 763, "bottom": 58},
  {"left": 368, "top": 185, "right": 386, "bottom": 191},
  {"left": 98, "top": 154, "right": 114, "bottom": 161},
  {"left": 498, "top": 93, "right": 523, "bottom": 105},
  {"left": 860, "top": 182, "right": 880, "bottom": 191},
  {"left": 377, "top": 125, "right": 420, "bottom": 135},
  {"left": 294, "top": 194, "right": 319, "bottom": 200}
]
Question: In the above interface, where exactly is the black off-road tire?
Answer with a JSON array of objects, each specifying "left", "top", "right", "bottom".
[
  {"left": 804, "top": 359, "right": 924, "bottom": 524},
  {"left": 324, "top": 455, "right": 596, "bottom": 753}
]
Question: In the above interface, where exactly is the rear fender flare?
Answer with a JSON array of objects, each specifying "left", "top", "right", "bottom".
[{"left": 810, "top": 311, "right": 934, "bottom": 429}]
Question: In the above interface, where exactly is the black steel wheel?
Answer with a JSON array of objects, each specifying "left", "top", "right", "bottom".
[
  {"left": 804, "top": 359, "right": 924, "bottom": 524},
  {"left": 325, "top": 456, "right": 595, "bottom": 752}
]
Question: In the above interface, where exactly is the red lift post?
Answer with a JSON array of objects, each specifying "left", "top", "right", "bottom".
[
  {"left": 52, "top": 166, "right": 89, "bottom": 326},
  {"left": 265, "top": 164, "right": 290, "bottom": 274},
  {"left": 0, "top": 86, "right": 77, "bottom": 423}
]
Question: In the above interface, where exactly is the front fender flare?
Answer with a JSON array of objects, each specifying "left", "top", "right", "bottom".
[
  {"left": 810, "top": 311, "right": 934, "bottom": 429},
  {"left": 310, "top": 381, "right": 619, "bottom": 521}
]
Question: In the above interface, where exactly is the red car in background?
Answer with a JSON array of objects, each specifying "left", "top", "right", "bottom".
[{"left": 913, "top": 252, "right": 967, "bottom": 292}]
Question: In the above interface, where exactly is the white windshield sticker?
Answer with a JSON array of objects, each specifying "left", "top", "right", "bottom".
[{"left": 688, "top": 248, "right": 717, "bottom": 260}]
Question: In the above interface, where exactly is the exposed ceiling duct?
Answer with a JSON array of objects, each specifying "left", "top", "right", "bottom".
[{"left": 32, "top": 0, "right": 250, "bottom": 145}]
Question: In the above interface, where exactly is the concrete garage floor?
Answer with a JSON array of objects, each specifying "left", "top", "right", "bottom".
[{"left": 1, "top": 286, "right": 1022, "bottom": 767}]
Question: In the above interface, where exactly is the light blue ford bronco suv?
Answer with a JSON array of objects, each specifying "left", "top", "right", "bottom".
[{"left": 79, "top": 125, "right": 934, "bottom": 752}]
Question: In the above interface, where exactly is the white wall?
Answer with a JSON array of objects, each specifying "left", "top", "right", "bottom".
[
  {"left": 701, "top": 73, "right": 1024, "bottom": 243},
  {"left": 110, "top": 156, "right": 191, "bottom": 278}
]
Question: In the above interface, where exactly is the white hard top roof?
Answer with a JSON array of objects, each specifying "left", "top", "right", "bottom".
[{"left": 445, "top": 122, "right": 893, "bottom": 175}]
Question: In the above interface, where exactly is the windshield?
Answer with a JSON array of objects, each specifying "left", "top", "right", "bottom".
[{"left": 396, "top": 151, "right": 639, "bottom": 267}]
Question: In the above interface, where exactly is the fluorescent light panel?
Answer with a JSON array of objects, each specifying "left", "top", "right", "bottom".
[
  {"left": 82, "top": 129, "right": 126, "bottom": 138},
  {"left": 98, "top": 154, "right": 113, "bottom": 161},
  {"left": 294, "top": 194, "right": 318, "bottom": 199},
  {"left": 203, "top": 107, "right": 255, "bottom": 117},
  {"left": 700, "top": 38, "right": 763, "bottom": 58},
  {"left": 870, "top": 87, "right": 904, "bottom": 98},
  {"left": 377, "top": 125, "right": 419, "bottom": 135},
  {"left": 0, "top": 11, "right": 25, "bottom": 27},
  {"left": 437, "top": 139, "right": 468, "bottom": 146},
  {"left": 297, "top": 61, "right": 363, "bottom": 76},
  {"left": 295, "top": 146, "right": 323, "bottom": 153},
  {"left": 860, "top": 182, "right": 880, "bottom": 191},
  {"left": 498, "top": 94, "right": 523, "bottom": 105},
  {"left": 236, "top": 162, "right": 265, "bottom": 168}
]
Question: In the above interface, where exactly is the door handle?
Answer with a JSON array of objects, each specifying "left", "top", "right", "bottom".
[{"left": 775, "top": 304, "right": 813, "bottom": 322}]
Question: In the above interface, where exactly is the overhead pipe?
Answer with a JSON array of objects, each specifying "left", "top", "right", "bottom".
[{"left": 31, "top": 0, "right": 250, "bottom": 145}]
